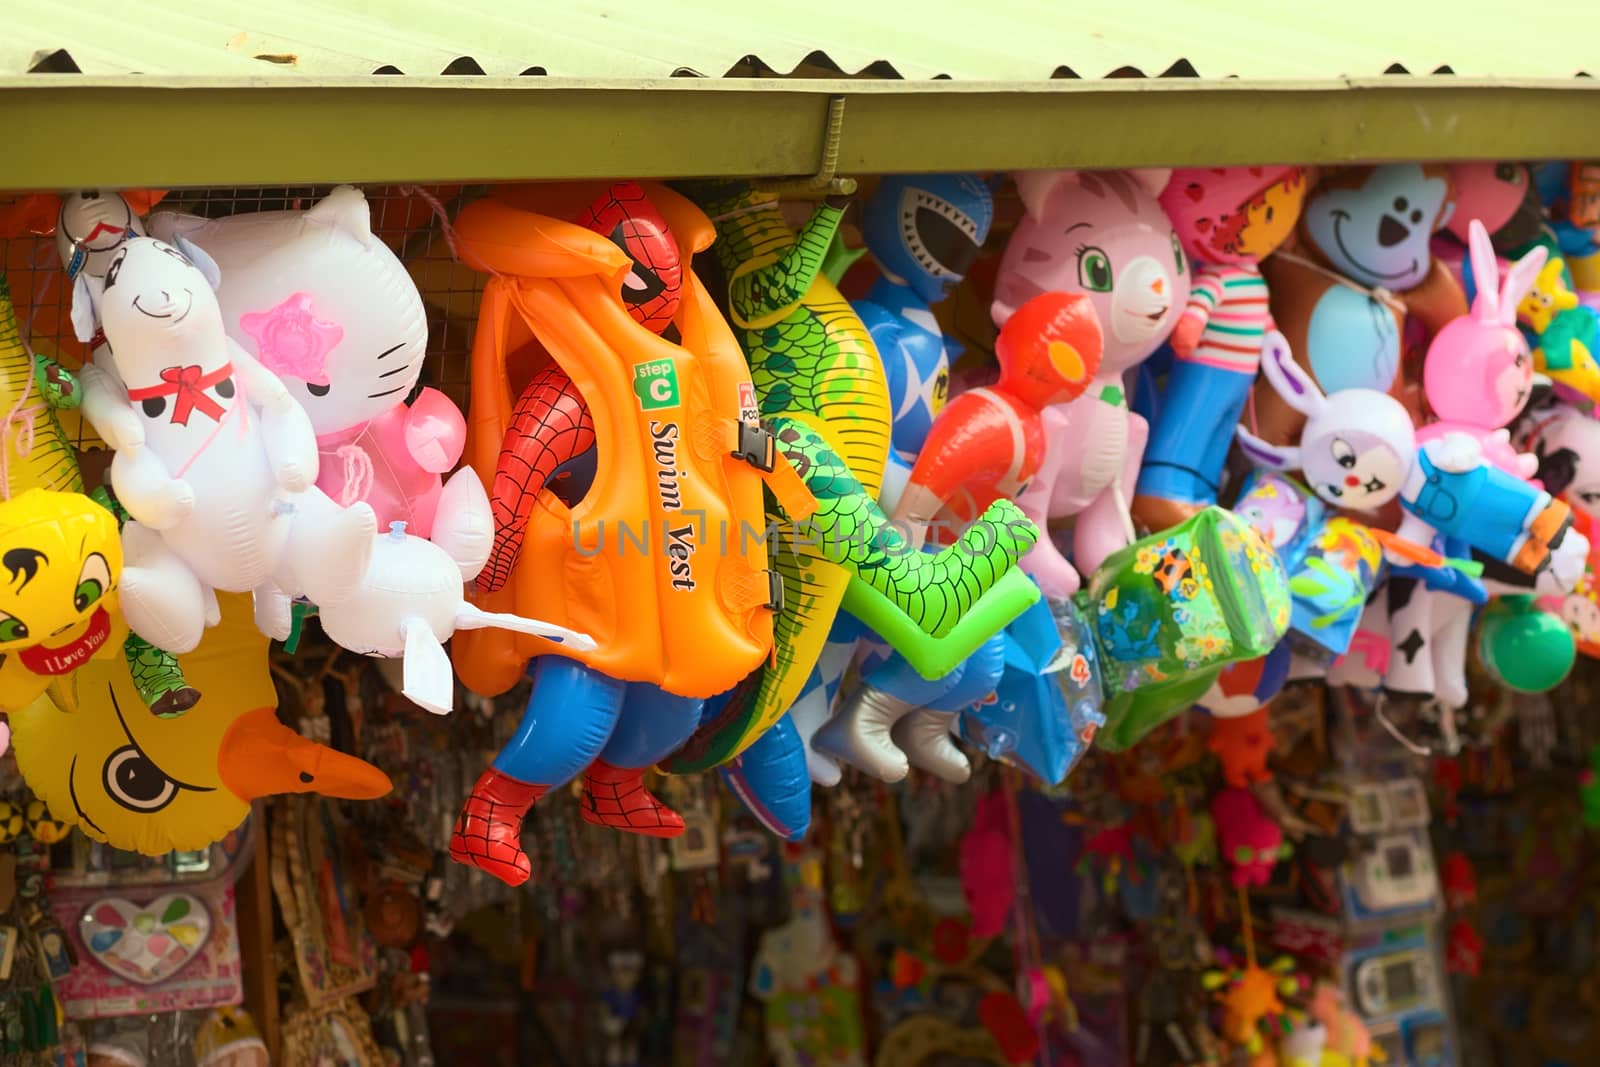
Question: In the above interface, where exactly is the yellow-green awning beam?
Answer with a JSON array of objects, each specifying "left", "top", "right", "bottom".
[{"left": 6, "top": 76, "right": 1600, "bottom": 191}]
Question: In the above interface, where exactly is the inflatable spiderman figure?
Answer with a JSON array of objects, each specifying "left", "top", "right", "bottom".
[{"left": 450, "top": 183, "right": 706, "bottom": 885}]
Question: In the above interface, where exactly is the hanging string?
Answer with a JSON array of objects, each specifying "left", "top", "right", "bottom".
[
  {"left": 18, "top": 241, "right": 60, "bottom": 363},
  {"left": 169, "top": 370, "right": 252, "bottom": 481},
  {"left": 1237, "top": 882, "right": 1257, "bottom": 969},
  {"left": 8, "top": 235, "right": 94, "bottom": 500},
  {"left": 1270, "top": 250, "right": 1406, "bottom": 319},
  {"left": 1373, "top": 692, "right": 1432, "bottom": 757},
  {"left": 0, "top": 359, "right": 37, "bottom": 502},
  {"left": 6, "top": 242, "right": 62, "bottom": 499},
  {"left": 1173, "top": 787, "right": 1199, "bottom": 913},
  {"left": 398, "top": 185, "right": 482, "bottom": 272},
  {"left": 1000, "top": 766, "right": 1066, "bottom": 1050}
]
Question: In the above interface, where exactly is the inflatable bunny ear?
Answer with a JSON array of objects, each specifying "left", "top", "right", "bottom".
[
  {"left": 1499, "top": 242, "right": 1549, "bottom": 327},
  {"left": 1235, "top": 424, "right": 1302, "bottom": 473},
  {"left": 1466, "top": 218, "right": 1502, "bottom": 323},
  {"left": 1256, "top": 330, "right": 1327, "bottom": 418}
]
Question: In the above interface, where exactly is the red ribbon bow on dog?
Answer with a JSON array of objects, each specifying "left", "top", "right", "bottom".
[{"left": 126, "top": 363, "right": 233, "bottom": 426}]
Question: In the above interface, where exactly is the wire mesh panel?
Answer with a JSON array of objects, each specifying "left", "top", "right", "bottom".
[
  {"left": 0, "top": 184, "right": 487, "bottom": 452},
  {"left": 0, "top": 178, "right": 1028, "bottom": 455}
]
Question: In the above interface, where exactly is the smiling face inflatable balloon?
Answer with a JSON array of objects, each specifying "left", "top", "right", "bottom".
[
  {"left": 55, "top": 190, "right": 146, "bottom": 284},
  {"left": 1446, "top": 162, "right": 1544, "bottom": 251},
  {"left": 0, "top": 489, "right": 124, "bottom": 711},
  {"left": 1301, "top": 165, "right": 1454, "bottom": 291},
  {"left": 1251, "top": 164, "right": 1465, "bottom": 461},
  {"left": 8, "top": 594, "right": 390, "bottom": 855}
]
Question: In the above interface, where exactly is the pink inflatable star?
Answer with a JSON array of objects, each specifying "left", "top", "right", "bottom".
[{"left": 239, "top": 291, "right": 344, "bottom": 386}]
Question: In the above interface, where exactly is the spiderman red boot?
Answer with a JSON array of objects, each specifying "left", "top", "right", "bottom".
[
  {"left": 450, "top": 658, "right": 628, "bottom": 885},
  {"left": 580, "top": 762, "right": 684, "bottom": 838},
  {"left": 579, "top": 684, "right": 706, "bottom": 838},
  {"left": 448, "top": 772, "right": 549, "bottom": 886}
]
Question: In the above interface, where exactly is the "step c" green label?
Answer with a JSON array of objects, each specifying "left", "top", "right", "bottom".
[{"left": 633, "top": 359, "right": 681, "bottom": 411}]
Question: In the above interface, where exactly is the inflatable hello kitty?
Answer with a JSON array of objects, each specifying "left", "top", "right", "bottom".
[
  {"left": 72, "top": 237, "right": 379, "bottom": 653},
  {"left": 148, "top": 186, "right": 476, "bottom": 541}
]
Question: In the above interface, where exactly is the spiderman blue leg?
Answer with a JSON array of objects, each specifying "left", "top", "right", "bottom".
[
  {"left": 450, "top": 658, "right": 626, "bottom": 885},
  {"left": 580, "top": 685, "right": 704, "bottom": 838}
]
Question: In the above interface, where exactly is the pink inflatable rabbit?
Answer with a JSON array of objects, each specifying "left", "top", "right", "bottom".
[
  {"left": 1389, "top": 222, "right": 1562, "bottom": 709},
  {"left": 1416, "top": 217, "right": 1548, "bottom": 481},
  {"left": 992, "top": 170, "right": 1191, "bottom": 598}
]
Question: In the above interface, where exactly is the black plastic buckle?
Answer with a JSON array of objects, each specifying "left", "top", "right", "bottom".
[
  {"left": 733, "top": 420, "right": 776, "bottom": 473},
  {"left": 766, "top": 570, "right": 784, "bottom": 612}
]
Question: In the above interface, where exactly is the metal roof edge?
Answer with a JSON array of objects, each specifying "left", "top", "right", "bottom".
[
  {"left": 5, "top": 78, "right": 1600, "bottom": 190},
  {"left": 6, "top": 73, "right": 1600, "bottom": 93}
]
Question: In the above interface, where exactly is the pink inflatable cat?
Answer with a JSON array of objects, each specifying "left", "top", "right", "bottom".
[{"left": 993, "top": 170, "right": 1191, "bottom": 597}]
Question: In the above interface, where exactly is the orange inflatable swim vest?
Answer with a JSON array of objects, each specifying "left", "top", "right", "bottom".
[{"left": 451, "top": 183, "right": 780, "bottom": 699}]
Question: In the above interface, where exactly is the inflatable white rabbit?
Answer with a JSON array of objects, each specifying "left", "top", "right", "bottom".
[
  {"left": 1235, "top": 331, "right": 1419, "bottom": 513},
  {"left": 74, "top": 236, "right": 379, "bottom": 653},
  {"left": 1240, "top": 328, "right": 1587, "bottom": 711}
]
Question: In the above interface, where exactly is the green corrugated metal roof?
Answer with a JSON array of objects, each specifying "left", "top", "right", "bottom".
[
  {"left": 6, "top": 1, "right": 1600, "bottom": 190},
  {"left": 9, "top": 0, "right": 1600, "bottom": 81}
]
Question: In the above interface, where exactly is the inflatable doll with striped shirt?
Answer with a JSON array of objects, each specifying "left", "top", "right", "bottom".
[{"left": 1133, "top": 167, "right": 1308, "bottom": 531}]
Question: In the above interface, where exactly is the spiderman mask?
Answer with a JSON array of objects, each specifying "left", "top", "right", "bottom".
[{"left": 576, "top": 181, "right": 685, "bottom": 338}]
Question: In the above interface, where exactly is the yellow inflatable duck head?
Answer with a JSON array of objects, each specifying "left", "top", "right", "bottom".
[
  {"left": 9, "top": 593, "right": 391, "bottom": 855},
  {"left": 0, "top": 488, "right": 124, "bottom": 711}
]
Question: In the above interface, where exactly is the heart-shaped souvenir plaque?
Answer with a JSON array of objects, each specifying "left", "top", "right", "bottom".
[{"left": 79, "top": 893, "right": 212, "bottom": 985}]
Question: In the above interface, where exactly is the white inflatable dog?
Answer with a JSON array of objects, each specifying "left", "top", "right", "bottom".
[{"left": 74, "top": 236, "right": 379, "bottom": 652}]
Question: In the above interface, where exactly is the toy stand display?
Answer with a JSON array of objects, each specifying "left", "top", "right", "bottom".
[{"left": 7, "top": 13, "right": 1600, "bottom": 1064}]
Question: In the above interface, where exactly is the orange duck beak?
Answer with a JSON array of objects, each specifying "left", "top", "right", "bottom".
[{"left": 217, "top": 707, "right": 392, "bottom": 803}]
